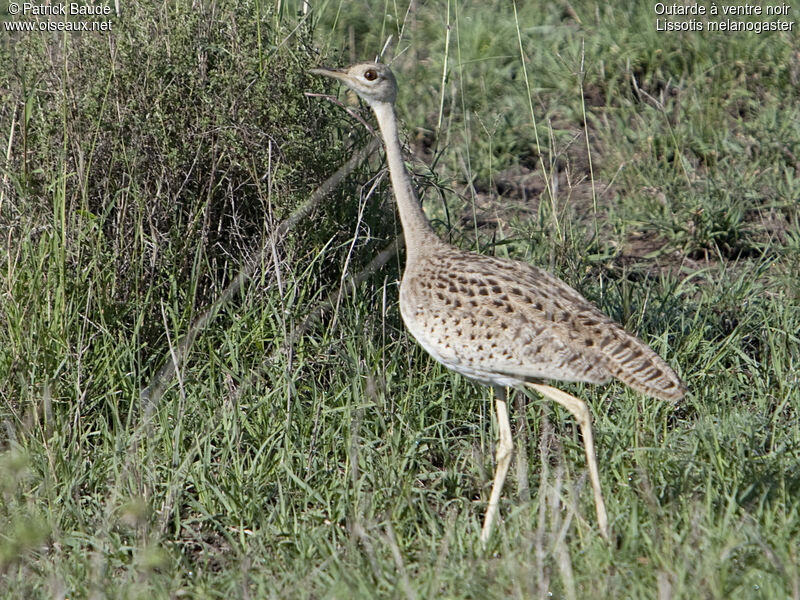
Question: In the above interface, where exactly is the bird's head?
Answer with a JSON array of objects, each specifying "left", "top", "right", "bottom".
[{"left": 310, "top": 62, "right": 397, "bottom": 107}]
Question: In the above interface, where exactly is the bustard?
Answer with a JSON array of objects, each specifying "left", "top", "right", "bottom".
[{"left": 310, "top": 62, "right": 686, "bottom": 544}]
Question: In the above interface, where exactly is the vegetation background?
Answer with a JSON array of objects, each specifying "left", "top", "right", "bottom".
[{"left": 1, "top": 0, "right": 799, "bottom": 597}]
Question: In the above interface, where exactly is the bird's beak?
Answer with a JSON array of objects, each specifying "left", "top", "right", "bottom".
[{"left": 310, "top": 67, "right": 351, "bottom": 85}]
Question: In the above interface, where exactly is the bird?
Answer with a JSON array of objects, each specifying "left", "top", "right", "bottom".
[{"left": 310, "top": 61, "right": 686, "bottom": 545}]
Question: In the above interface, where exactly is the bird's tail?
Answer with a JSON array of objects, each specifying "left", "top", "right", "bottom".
[{"left": 599, "top": 324, "right": 687, "bottom": 402}]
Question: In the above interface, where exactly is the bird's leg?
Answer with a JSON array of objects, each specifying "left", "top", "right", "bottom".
[
  {"left": 527, "top": 383, "right": 609, "bottom": 542},
  {"left": 480, "top": 385, "right": 514, "bottom": 546},
  {"left": 515, "top": 391, "right": 530, "bottom": 502}
]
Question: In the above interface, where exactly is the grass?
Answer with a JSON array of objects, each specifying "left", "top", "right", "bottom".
[{"left": 2, "top": 0, "right": 800, "bottom": 598}]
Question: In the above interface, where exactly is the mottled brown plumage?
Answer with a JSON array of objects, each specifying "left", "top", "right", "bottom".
[
  {"left": 311, "top": 62, "right": 686, "bottom": 545},
  {"left": 401, "top": 247, "right": 685, "bottom": 400}
]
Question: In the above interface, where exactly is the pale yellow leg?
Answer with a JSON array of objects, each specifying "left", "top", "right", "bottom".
[
  {"left": 480, "top": 387, "right": 514, "bottom": 546},
  {"left": 527, "top": 383, "right": 609, "bottom": 542}
]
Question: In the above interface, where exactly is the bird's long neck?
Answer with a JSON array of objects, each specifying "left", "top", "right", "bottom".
[{"left": 371, "top": 102, "right": 438, "bottom": 264}]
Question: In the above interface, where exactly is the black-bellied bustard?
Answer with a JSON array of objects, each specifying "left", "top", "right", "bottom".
[{"left": 311, "top": 62, "right": 686, "bottom": 545}]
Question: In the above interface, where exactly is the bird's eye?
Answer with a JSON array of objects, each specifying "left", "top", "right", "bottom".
[{"left": 364, "top": 69, "right": 378, "bottom": 81}]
